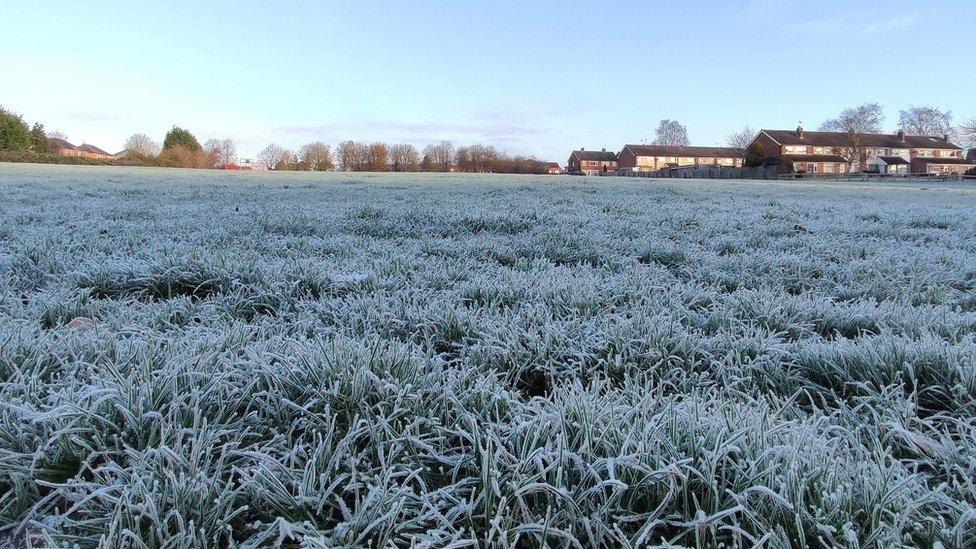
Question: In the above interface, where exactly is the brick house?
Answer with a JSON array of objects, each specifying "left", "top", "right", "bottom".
[
  {"left": 76, "top": 144, "right": 115, "bottom": 160},
  {"left": 48, "top": 137, "right": 82, "bottom": 157},
  {"left": 752, "top": 127, "right": 972, "bottom": 175},
  {"left": 617, "top": 145, "right": 744, "bottom": 173},
  {"left": 545, "top": 162, "right": 563, "bottom": 175},
  {"left": 568, "top": 148, "right": 618, "bottom": 175}
]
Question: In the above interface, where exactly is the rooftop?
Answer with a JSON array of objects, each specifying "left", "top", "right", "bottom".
[
  {"left": 761, "top": 129, "right": 962, "bottom": 150},
  {"left": 622, "top": 144, "right": 745, "bottom": 158}
]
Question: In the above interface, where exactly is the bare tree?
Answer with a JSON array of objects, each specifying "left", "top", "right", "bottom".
[
  {"left": 48, "top": 131, "right": 69, "bottom": 141},
  {"left": 337, "top": 140, "right": 369, "bottom": 171},
  {"left": 652, "top": 120, "right": 690, "bottom": 147},
  {"left": 898, "top": 106, "right": 953, "bottom": 137},
  {"left": 725, "top": 126, "right": 756, "bottom": 150},
  {"left": 258, "top": 143, "right": 287, "bottom": 170},
  {"left": 959, "top": 118, "right": 976, "bottom": 149},
  {"left": 204, "top": 138, "right": 237, "bottom": 167},
  {"left": 420, "top": 141, "right": 454, "bottom": 172},
  {"left": 123, "top": 133, "right": 161, "bottom": 157},
  {"left": 299, "top": 142, "right": 334, "bottom": 171},
  {"left": 367, "top": 142, "right": 390, "bottom": 171},
  {"left": 819, "top": 103, "right": 885, "bottom": 167},
  {"left": 389, "top": 144, "right": 420, "bottom": 172}
]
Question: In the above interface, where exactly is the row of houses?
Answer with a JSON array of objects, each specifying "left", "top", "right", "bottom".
[
  {"left": 48, "top": 138, "right": 118, "bottom": 160},
  {"left": 569, "top": 128, "right": 975, "bottom": 177}
]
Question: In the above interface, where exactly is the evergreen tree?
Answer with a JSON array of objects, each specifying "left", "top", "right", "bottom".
[
  {"left": 29, "top": 123, "right": 51, "bottom": 153},
  {"left": 0, "top": 107, "right": 31, "bottom": 151},
  {"left": 744, "top": 141, "right": 766, "bottom": 167},
  {"left": 162, "top": 126, "right": 202, "bottom": 151}
]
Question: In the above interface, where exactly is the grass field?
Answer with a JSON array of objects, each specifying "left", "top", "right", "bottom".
[{"left": 3, "top": 164, "right": 976, "bottom": 547}]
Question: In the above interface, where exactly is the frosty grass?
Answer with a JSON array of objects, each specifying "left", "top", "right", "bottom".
[{"left": 2, "top": 164, "right": 976, "bottom": 547}]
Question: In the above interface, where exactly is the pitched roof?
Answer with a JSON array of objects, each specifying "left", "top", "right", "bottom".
[
  {"left": 761, "top": 129, "right": 961, "bottom": 150},
  {"left": 781, "top": 154, "right": 848, "bottom": 163},
  {"left": 77, "top": 144, "right": 112, "bottom": 156},
  {"left": 570, "top": 149, "right": 618, "bottom": 162},
  {"left": 912, "top": 157, "right": 975, "bottom": 166},
  {"left": 48, "top": 137, "right": 76, "bottom": 150},
  {"left": 878, "top": 156, "right": 909, "bottom": 165},
  {"left": 622, "top": 144, "right": 745, "bottom": 158}
]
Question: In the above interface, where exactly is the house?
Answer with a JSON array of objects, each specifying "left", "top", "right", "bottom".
[
  {"left": 752, "top": 127, "right": 972, "bottom": 174},
  {"left": 617, "top": 145, "right": 745, "bottom": 173},
  {"left": 48, "top": 138, "right": 117, "bottom": 160},
  {"left": 48, "top": 137, "right": 82, "bottom": 157},
  {"left": 545, "top": 162, "right": 563, "bottom": 175},
  {"left": 910, "top": 156, "right": 976, "bottom": 176},
  {"left": 76, "top": 144, "right": 114, "bottom": 160},
  {"left": 568, "top": 148, "right": 618, "bottom": 175}
]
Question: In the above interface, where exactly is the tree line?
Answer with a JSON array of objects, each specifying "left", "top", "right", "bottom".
[{"left": 256, "top": 139, "right": 553, "bottom": 174}]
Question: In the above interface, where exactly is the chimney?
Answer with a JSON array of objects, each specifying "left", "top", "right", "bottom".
[
  {"left": 943, "top": 134, "right": 950, "bottom": 143},
  {"left": 580, "top": 147, "right": 585, "bottom": 151},
  {"left": 797, "top": 125, "right": 804, "bottom": 139},
  {"left": 897, "top": 130, "right": 905, "bottom": 142},
  {"left": 601, "top": 147, "right": 606, "bottom": 152}
]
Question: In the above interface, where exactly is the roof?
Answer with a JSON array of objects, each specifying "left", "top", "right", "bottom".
[
  {"left": 878, "top": 156, "right": 910, "bottom": 165},
  {"left": 48, "top": 137, "right": 76, "bottom": 150},
  {"left": 760, "top": 129, "right": 962, "bottom": 150},
  {"left": 781, "top": 154, "right": 848, "bottom": 163},
  {"left": 570, "top": 149, "right": 618, "bottom": 162},
  {"left": 622, "top": 144, "right": 745, "bottom": 158},
  {"left": 546, "top": 162, "right": 561, "bottom": 169},
  {"left": 77, "top": 144, "right": 112, "bottom": 156},
  {"left": 912, "top": 157, "right": 976, "bottom": 166}
]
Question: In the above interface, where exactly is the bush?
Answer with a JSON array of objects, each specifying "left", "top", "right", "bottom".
[{"left": 0, "top": 107, "right": 31, "bottom": 151}]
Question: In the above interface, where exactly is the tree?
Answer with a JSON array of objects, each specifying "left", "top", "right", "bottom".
[
  {"left": 29, "top": 123, "right": 51, "bottom": 153},
  {"left": 336, "top": 140, "right": 369, "bottom": 171},
  {"left": 204, "top": 138, "right": 237, "bottom": 167},
  {"left": 366, "top": 142, "right": 390, "bottom": 171},
  {"left": 124, "top": 133, "right": 161, "bottom": 157},
  {"left": 652, "top": 120, "right": 690, "bottom": 147},
  {"left": 258, "top": 143, "right": 287, "bottom": 170},
  {"left": 744, "top": 141, "right": 766, "bottom": 167},
  {"left": 299, "top": 142, "right": 334, "bottom": 171},
  {"left": 162, "top": 126, "right": 201, "bottom": 151},
  {"left": 819, "top": 102, "right": 885, "bottom": 167},
  {"left": 726, "top": 126, "right": 755, "bottom": 150},
  {"left": 389, "top": 144, "right": 419, "bottom": 172},
  {"left": 898, "top": 106, "right": 953, "bottom": 137},
  {"left": 421, "top": 141, "right": 454, "bottom": 171},
  {"left": 48, "top": 131, "right": 69, "bottom": 141},
  {"left": 0, "top": 107, "right": 31, "bottom": 151},
  {"left": 959, "top": 118, "right": 976, "bottom": 149}
]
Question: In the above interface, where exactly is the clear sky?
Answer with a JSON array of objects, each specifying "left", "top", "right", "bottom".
[{"left": 2, "top": 0, "right": 974, "bottom": 161}]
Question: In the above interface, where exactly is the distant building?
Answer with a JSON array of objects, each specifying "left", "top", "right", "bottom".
[
  {"left": 545, "top": 162, "right": 563, "bottom": 175},
  {"left": 568, "top": 148, "right": 617, "bottom": 175},
  {"left": 617, "top": 145, "right": 744, "bottom": 173},
  {"left": 48, "top": 138, "right": 81, "bottom": 157},
  {"left": 752, "top": 127, "right": 974, "bottom": 175},
  {"left": 76, "top": 144, "right": 114, "bottom": 160},
  {"left": 48, "top": 138, "right": 116, "bottom": 160},
  {"left": 236, "top": 159, "right": 267, "bottom": 171}
]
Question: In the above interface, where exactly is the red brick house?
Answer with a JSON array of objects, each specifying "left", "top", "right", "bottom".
[
  {"left": 568, "top": 148, "right": 618, "bottom": 175},
  {"left": 545, "top": 162, "right": 563, "bottom": 175},
  {"left": 48, "top": 137, "right": 81, "bottom": 157},
  {"left": 752, "top": 127, "right": 973, "bottom": 175},
  {"left": 617, "top": 145, "right": 744, "bottom": 173},
  {"left": 76, "top": 144, "right": 115, "bottom": 160}
]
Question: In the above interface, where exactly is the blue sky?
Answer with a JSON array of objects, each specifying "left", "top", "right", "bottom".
[{"left": 2, "top": 0, "right": 973, "bottom": 161}]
